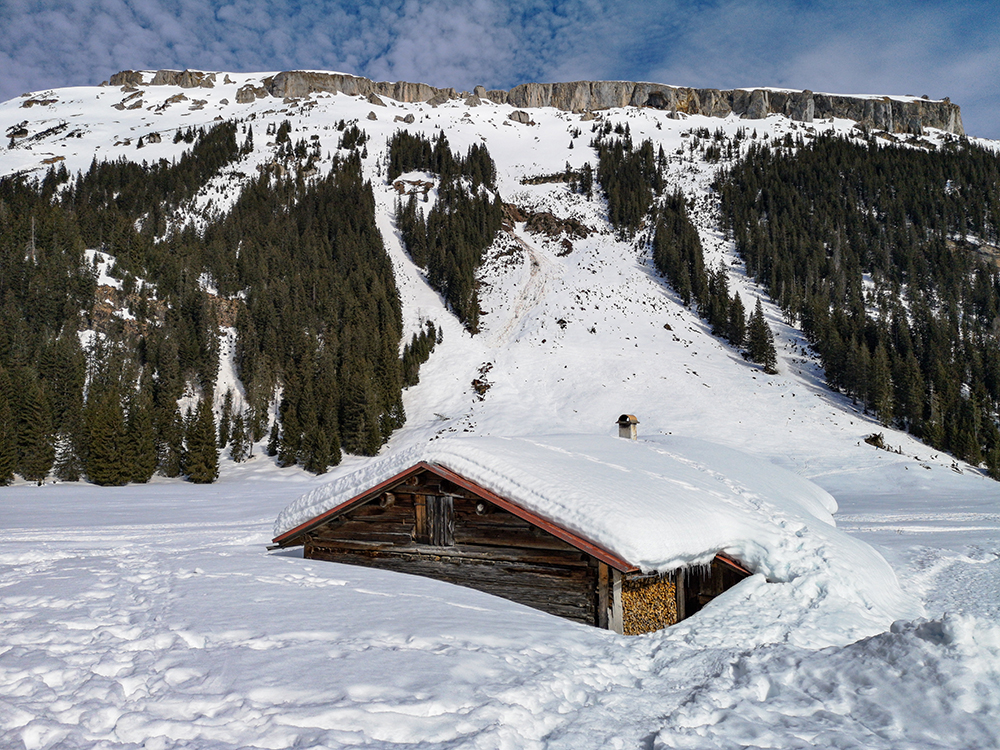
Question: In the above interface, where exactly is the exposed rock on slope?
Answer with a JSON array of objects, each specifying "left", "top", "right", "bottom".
[
  {"left": 111, "top": 69, "right": 216, "bottom": 89},
  {"left": 106, "top": 69, "right": 964, "bottom": 135},
  {"left": 499, "top": 80, "right": 962, "bottom": 135}
]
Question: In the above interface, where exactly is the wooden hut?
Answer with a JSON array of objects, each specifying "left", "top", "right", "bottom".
[{"left": 268, "top": 433, "right": 797, "bottom": 635}]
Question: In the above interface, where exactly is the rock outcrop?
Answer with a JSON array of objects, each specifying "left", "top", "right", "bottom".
[
  {"left": 151, "top": 70, "right": 216, "bottom": 88},
  {"left": 110, "top": 69, "right": 216, "bottom": 89},
  {"left": 236, "top": 83, "right": 267, "bottom": 103},
  {"left": 104, "top": 69, "right": 965, "bottom": 135},
  {"left": 108, "top": 70, "right": 144, "bottom": 88},
  {"left": 264, "top": 70, "right": 454, "bottom": 104},
  {"left": 492, "top": 80, "right": 962, "bottom": 135}
]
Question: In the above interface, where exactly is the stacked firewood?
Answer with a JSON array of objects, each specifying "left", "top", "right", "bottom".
[{"left": 622, "top": 575, "right": 677, "bottom": 635}]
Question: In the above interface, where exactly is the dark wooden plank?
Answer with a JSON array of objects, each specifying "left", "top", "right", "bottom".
[
  {"left": 305, "top": 545, "right": 597, "bottom": 624},
  {"left": 320, "top": 513, "right": 414, "bottom": 529},
  {"left": 309, "top": 527, "right": 414, "bottom": 545},
  {"left": 428, "top": 496, "right": 454, "bottom": 546},
  {"left": 348, "top": 500, "right": 416, "bottom": 517},
  {"left": 308, "top": 539, "right": 594, "bottom": 567},
  {"left": 414, "top": 494, "right": 428, "bottom": 543},
  {"left": 453, "top": 528, "right": 584, "bottom": 552},
  {"left": 394, "top": 484, "right": 481, "bottom": 499}
]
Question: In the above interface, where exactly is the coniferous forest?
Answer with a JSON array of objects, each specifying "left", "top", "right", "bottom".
[
  {"left": 593, "top": 125, "right": 778, "bottom": 373},
  {"left": 718, "top": 135, "right": 1000, "bottom": 472},
  {"left": 0, "top": 120, "right": 410, "bottom": 485},
  {"left": 6, "top": 109, "right": 1000, "bottom": 487},
  {"left": 391, "top": 130, "right": 504, "bottom": 332}
]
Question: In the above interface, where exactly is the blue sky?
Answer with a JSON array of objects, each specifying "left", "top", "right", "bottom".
[{"left": 1, "top": 0, "right": 997, "bottom": 137}]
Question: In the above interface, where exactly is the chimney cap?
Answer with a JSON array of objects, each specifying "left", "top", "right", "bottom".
[{"left": 617, "top": 414, "right": 639, "bottom": 426}]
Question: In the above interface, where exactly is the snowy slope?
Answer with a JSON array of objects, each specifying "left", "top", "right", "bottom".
[{"left": 2, "top": 72, "right": 1000, "bottom": 748}]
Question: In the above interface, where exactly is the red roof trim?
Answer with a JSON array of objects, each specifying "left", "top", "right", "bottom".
[
  {"left": 271, "top": 460, "right": 636, "bottom": 572},
  {"left": 715, "top": 552, "right": 753, "bottom": 577}
]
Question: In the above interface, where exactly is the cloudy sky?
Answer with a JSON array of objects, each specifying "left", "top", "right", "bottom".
[{"left": 1, "top": 0, "right": 997, "bottom": 137}]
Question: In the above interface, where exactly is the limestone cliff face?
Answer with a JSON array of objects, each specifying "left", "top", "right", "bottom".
[
  {"left": 265, "top": 71, "right": 454, "bottom": 105},
  {"left": 497, "top": 79, "right": 962, "bottom": 135},
  {"left": 110, "top": 69, "right": 216, "bottom": 89},
  {"left": 107, "top": 69, "right": 964, "bottom": 135}
]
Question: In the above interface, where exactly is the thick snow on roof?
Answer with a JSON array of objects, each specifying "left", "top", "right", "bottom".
[{"left": 280, "top": 434, "right": 837, "bottom": 566}]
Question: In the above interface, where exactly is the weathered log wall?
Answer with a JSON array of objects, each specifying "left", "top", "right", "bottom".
[
  {"left": 297, "top": 467, "right": 751, "bottom": 633},
  {"left": 302, "top": 469, "right": 601, "bottom": 626}
]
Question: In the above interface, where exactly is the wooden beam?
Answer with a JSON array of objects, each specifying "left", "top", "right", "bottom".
[
  {"left": 597, "top": 562, "right": 610, "bottom": 629},
  {"left": 610, "top": 569, "right": 623, "bottom": 634},
  {"left": 715, "top": 553, "right": 752, "bottom": 576},
  {"left": 675, "top": 569, "right": 686, "bottom": 622}
]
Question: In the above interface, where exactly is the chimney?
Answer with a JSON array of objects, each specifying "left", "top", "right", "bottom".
[{"left": 616, "top": 414, "right": 639, "bottom": 440}]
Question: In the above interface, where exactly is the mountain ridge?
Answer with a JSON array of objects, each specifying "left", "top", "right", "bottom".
[{"left": 104, "top": 68, "right": 965, "bottom": 136}]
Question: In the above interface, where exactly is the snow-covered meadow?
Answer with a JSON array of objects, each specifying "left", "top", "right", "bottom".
[
  {"left": 2, "top": 72, "right": 1000, "bottom": 748},
  {"left": 4, "top": 455, "right": 999, "bottom": 749}
]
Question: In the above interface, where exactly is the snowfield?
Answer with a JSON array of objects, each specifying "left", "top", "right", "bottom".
[
  {"left": 2, "top": 71, "right": 1000, "bottom": 748},
  {"left": 3, "top": 470, "right": 999, "bottom": 749}
]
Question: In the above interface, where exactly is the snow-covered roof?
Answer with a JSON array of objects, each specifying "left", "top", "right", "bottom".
[{"left": 273, "top": 434, "right": 838, "bottom": 572}]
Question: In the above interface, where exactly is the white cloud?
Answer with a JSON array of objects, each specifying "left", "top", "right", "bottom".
[{"left": 0, "top": 0, "right": 997, "bottom": 136}]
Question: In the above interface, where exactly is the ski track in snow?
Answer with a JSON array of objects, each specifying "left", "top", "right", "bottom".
[{"left": 2, "top": 75, "right": 1000, "bottom": 748}]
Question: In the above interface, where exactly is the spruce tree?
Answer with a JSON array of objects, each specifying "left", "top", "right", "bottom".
[
  {"left": 728, "top": 292, "right": 746, "bottom": 347},
  {"left": 302, "top": 427, "right": 331, "bottom": 474},
  {"left": 229, "top": 412, "right": 250, "bottom": 463},
  {"left": 988, "top": 444, "right": 1000, "bottom": 481},
  {"left": 870, "top": 344, "right": 894, "bottom": 427},
  {"left": 266, "top": 420, "right": 280, "bottom": 457},
  {"left": 746, "top": 298, "right": 778, "bottom": 374},
  {"left": 85, "top": 392, "right": 129, "bottom": 486},
  {"left": 127, "top": 395, "right": 157, "bottom": 483},
  {"left": 53, "top": 433, "right": 83, "bottom": 482},
  {"left": 0, "top": 380, "right": 16, "bottom": 485},
  {"left": 14, "top": 369, "right": 55, "bottom": 483},
  {"left": 158, "top": 405, "right": 185, "bottom": 478},
  {"left": 183, "top": 398, "right": 219, "bottom": 483},
  {"left": 276, "top": 395, "right": 301, "bottom": 468}
]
